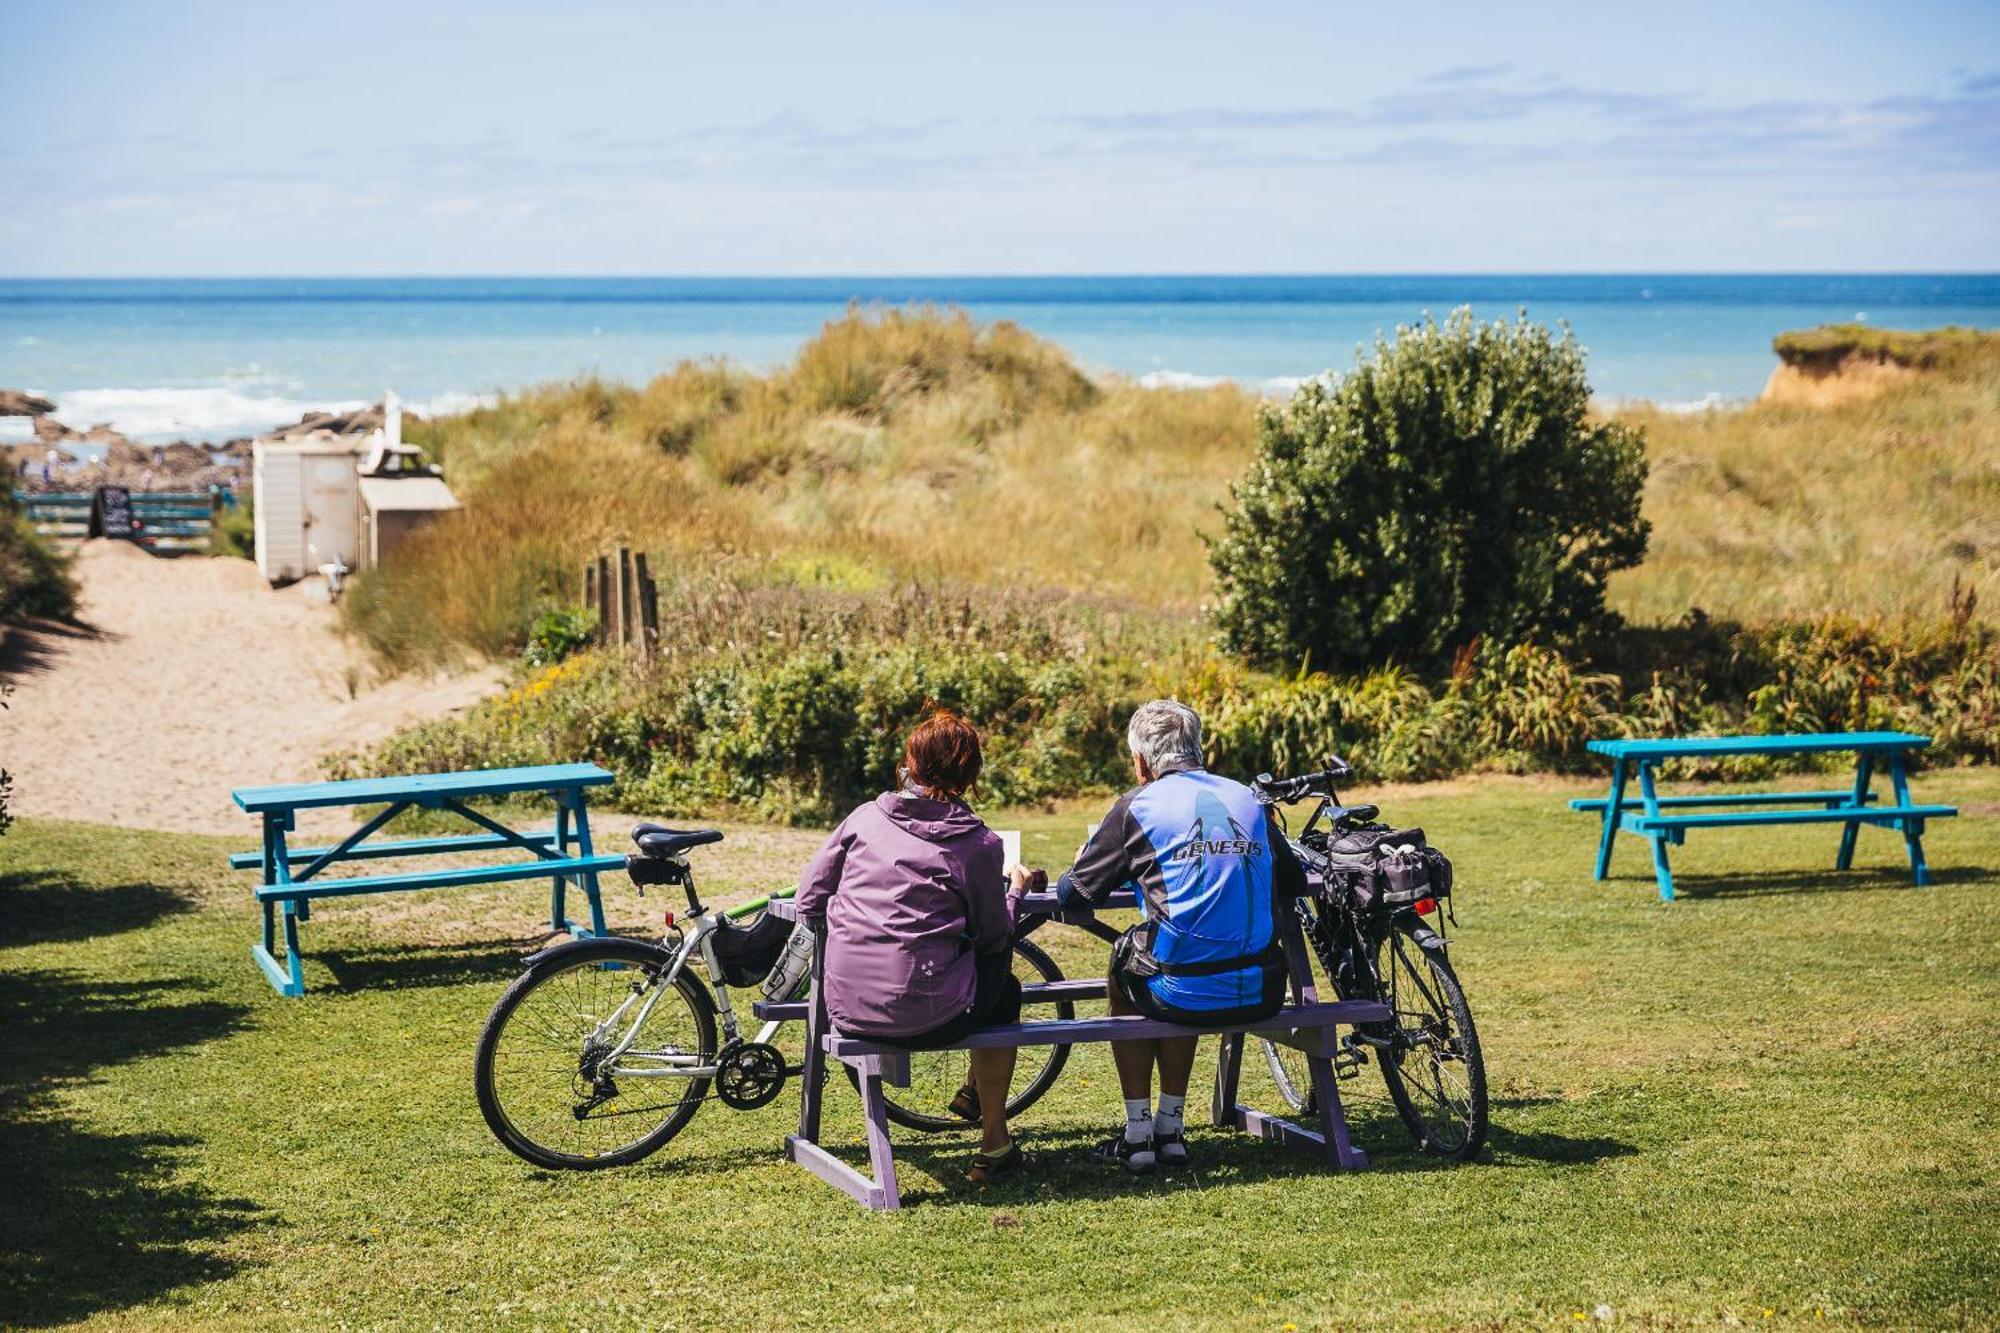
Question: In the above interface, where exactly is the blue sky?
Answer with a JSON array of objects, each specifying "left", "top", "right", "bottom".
[{"left": 4, "top": 0, "right": 1997, "bottom": 275}]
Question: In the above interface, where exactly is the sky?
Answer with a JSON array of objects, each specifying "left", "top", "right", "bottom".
[{"left": 3, "top": 0, "right": 1997, "bottom": 275}]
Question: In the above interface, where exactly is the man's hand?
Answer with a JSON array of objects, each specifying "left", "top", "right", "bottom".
[{"left": 1006, "top": 864, "right": 1048, "bottom": 897}]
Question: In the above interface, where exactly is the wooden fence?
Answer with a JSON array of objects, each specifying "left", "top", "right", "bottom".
[
  {"left": 12, "top": 487, "right": 224, "bottom": 550},
  {"left": 582, "top": 547, "right": 661, "bottom": 659}
]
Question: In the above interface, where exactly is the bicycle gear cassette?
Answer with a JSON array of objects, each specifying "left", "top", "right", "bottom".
[{"left": 714, "top": 1040, "right": 788, "bottom": 1110}]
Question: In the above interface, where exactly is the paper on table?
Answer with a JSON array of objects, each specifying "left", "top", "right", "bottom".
[{"left": 998, "top": 829, "right": 1021, "bottom": 869}]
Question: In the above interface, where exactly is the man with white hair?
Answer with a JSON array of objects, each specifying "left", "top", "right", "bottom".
[{"left": 1052, "top": 699, "right": 1307, "bottom": 1173}]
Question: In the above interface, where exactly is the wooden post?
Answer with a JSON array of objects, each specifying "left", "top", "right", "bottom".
[
  {"left": 615, "top": 547, "right": 634, "bottom": 648},
  {"left": 583, "top": 561, "right": 597, "bottom": 621},
  {"left": 633, "top": 552, "right": 657, "bottom": 662},
  {"left": 594, "top": 554, "right": 611, "bottom": 645}
]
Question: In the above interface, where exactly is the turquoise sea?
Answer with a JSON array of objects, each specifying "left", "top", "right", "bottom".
[{"left": 2, "top": 275, "right": 1997, "bottom": 442}]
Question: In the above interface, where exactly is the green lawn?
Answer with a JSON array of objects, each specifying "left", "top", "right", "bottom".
[{"left": 3, "top": 771, "right": 1997, "bottom": 1330}]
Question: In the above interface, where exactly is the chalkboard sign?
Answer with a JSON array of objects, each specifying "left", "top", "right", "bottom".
[{"left": 97, "top": 485, "right": 136, "bottom": 539}]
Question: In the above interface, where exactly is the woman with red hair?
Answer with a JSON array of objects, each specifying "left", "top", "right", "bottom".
[{"left": 795, "top": 709, "right": 1037, "bottom": 1183}]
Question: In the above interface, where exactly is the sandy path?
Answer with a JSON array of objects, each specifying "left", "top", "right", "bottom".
[{"left": 0, "top": 542, "right": 503, "bottom": 834}]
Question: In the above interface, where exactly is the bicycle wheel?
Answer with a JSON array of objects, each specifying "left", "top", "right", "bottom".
[
  {"left": 1372, "top": 926, "right": 1487, "bottom": 1160},
  {"left": 475, "top": 941, "right": 718, "bottom": 1170},
  {"left": 866, "top": 937, "right": 1074, "bottom": 1133},
  {"left": 1261, "top": 898, "right": 1324, "bottom": 1115}
]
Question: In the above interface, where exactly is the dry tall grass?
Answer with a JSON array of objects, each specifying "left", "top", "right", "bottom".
[
  {"left": 355, "top": 309, "right": 1999, "bottom": 666},
  {"left": 1614, "top": 365, "right": 2000, "bottom": 624}
]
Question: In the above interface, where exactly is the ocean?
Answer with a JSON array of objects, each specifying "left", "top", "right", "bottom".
[{"left": 3, "top": 274, "right": 1997, "bottom": 443}]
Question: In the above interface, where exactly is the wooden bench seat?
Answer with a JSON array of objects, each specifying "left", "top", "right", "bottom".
[
  {"left": 1629, "top": 804, "right": 1954, "bottom": 833},
  {"left": 1568, "top": 789, "right": 1876, "bottom": 813},
  {"left": 227, "top": 829, "right": 565, "bottom": 871},
  {"left": 257, "top": 854, "right": 625, "bottom": 903}
]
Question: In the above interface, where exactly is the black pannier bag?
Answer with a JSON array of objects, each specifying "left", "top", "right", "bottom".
[
  {"left": 1318, "top": 825, "right": 1453, "bottom": 911},
  {"left": 707, "top": 910, "right": 793, "bottom": 987}
]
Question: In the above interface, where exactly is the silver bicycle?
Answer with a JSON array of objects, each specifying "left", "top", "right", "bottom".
[{"left": 474, "top": 823, "right": 1071, "bottom": 1169}]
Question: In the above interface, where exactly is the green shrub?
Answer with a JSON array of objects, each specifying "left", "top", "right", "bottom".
[
  {"left": 1208, "top": 309, "right": 1650, "bottom": 673},
  {"left": 522, "top": 606, "right": 598, "bottom": 668},
  {"left": 210, "top": 494, "right": 254, "bottom": 558},
  {"left": 0, "top": 499, "right": 77, "bottom": 622}
]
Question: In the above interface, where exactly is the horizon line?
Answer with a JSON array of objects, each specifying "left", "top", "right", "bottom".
[{"left": 4, "top": 269, "right": 1998, "bottom": 282}]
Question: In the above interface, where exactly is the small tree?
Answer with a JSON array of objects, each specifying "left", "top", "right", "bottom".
[{"left": 1208, "top": 309, "right": 1649, "bottom": 672}]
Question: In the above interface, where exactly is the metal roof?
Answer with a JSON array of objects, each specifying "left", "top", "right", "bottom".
[{"left": 358, "top": 475, "right": 460, "bottom": 512}]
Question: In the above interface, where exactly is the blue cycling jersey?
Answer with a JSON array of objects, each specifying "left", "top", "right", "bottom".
[{"left": 1057, "top": 766, "right": 1305, "bottom": 1013}]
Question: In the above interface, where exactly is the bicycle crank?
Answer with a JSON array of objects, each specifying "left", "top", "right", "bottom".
[{"left": 714, "top": 1040, "right": 788, "bottom": 1111}]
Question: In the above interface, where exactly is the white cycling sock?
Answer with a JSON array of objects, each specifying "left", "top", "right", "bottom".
[
  {"left": 1123, "top": 1097, "right": 1153, "bottom": 1144},
  {"left": 1155, "top": 1093, "right": 1186, "bottom": 1137}
]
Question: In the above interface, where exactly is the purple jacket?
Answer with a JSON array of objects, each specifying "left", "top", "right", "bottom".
[{"left": 795, "top": 791, "right": 1015, "bottom": 1037}]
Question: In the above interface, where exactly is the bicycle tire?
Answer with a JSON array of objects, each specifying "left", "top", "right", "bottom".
[
  {"left": 475, "top": 941, "right": 718, "bottom": 1170},
  {"left": 1373, "top": 925, "right": 1487, "bottom": 1160},
  {"left": 854, "top": 937, "right": 1074, "bottom": 1133}
]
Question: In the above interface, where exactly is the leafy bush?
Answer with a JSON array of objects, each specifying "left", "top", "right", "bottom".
[
  {"left": 210, "top": 494, "right": 254, "bottom": 558},
  {"left": 522, "top": 606, "right": 598, "bottom": 668},
  {"left": 336, "top": 565, "right": 2000, "bottom": 821},
  {"left": 1208, "top": 309, "right": 1650, "bottom": 673},
  {"left": 0, "top": 498, "right": 77, "bottom": 622}
]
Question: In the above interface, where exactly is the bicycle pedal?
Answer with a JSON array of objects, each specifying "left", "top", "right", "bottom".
[{"left": 1334, "top": 1050, "right": 1367, "bottom": 1079}]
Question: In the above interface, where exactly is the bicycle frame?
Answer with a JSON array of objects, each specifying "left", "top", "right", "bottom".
[{"left": 588, "top": 906, "right": 788, "bottom": 1080}]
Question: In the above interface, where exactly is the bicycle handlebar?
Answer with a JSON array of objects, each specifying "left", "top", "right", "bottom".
[{"left": 1253, "top": 756, "right": 1355, "bottom": 803}]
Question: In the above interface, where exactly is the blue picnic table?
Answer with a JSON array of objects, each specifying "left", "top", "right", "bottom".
[
  {"left": 231, "top": 763, "right": 626, "bottom": 996},
  {"left": 1571, "top": 732, "right": 1958, "bottom": 901}
]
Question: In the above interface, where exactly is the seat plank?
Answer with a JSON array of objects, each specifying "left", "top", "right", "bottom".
[
  {"left": 1570, "top": 789, "right": 1876, "bottom": 812},
  {"left": 824, "top": 999, "right": 1391, "bottom": 1056},
  {"left": 1629, "top": 804, "right": 1955, "bottom": 832},
  {"left": 232, "top": 763, "right": 614, "bottom": 812},
  {"left": 228, "top": 828, "right": 564, "bottom": 870},
  {"left": 257, "top": 853, "right": 624, "bottom": 902}
]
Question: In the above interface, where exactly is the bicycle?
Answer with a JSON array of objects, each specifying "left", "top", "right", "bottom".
[
  {"left": 473, "top": 822, "right": 1072, "bottom": 1170},
  {"left": 1251, "top": 759, "right": 1489, "bottom": 1160}
]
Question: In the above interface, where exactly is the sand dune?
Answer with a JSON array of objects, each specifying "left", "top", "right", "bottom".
[{"left": 0, "top": 542, "right": 502, "bottom": 834}]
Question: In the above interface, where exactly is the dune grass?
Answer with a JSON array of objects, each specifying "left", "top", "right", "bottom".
[
  {"left": 1612, "top": 366, "right": 2000, "bottom": 625},
  {"left": 355, "top": 309, "right": 1997, "bottom": 674},
  {"left": 4, "top": 770, "right": 1997, "bottom": 1329}
]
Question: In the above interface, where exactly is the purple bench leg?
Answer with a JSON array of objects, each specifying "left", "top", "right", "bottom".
[
  {"left": 783, "top": 932, "right": 903, "bottom": 1209},
  {"left": 1214, "top": 903, "right": 1370, "bottom": 1169}
]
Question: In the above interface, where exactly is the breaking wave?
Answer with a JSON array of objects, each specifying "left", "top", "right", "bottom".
[{"left": 46, "top": 386, "right": 498, "bottom": 442}]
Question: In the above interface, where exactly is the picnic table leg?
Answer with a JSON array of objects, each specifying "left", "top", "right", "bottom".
[
  {"left": 1210, "top": 1032, "right": 1244, "bottom": 1128},
  {"left": 1835, "top": 750, "right": 1875, "bottom": 871},
  {"left": 250, "top": 814, "right": 308, "bottom": 997},
  {"left": 549, "top": 799, "right": 573, "bottom": 932},
  {"left": 1887, "top": 751, "right": 1932, "bottom": 887},
  {"left": 1638, "top": 761, "right": 1675, "bottom": 902},
  {"left": 856, "top": 1062, "right": 903, "bottom": 1210},
  {"left": 568, "top": 791, "right": 608, "bottom": 937},
  {"left": 1594, "top": 757, "right": 1627, "bottom": 880}
]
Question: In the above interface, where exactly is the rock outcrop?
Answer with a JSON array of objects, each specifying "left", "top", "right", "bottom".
[{"left": 0, "top": 389, "right": 55, "bottom": 417}]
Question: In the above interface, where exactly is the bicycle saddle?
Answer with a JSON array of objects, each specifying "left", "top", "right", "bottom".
[
  {"left": 1329, "top": 804, "right": 1380, "bottom": 825},
  {"left": 631, "top": 823, "right": 724, "bottom": 858}
]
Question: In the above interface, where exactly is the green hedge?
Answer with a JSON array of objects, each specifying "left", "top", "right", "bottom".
[{"left": 332, "top": 606, "right": 2000, "bottom": 823}]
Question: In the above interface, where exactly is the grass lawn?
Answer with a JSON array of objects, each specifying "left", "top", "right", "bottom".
[{"left": 3, "top": 770, "right": 1997, "bottom": 1330}]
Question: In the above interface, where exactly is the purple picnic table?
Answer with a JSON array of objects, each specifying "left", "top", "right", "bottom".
[{"left": 763, "top": 887, "right": 1391, "bottom": 1210}]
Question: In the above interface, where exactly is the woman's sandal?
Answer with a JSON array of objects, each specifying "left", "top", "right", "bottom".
[
  {"left": 965, "top": 1141, "right": 1029, "bottom": 1185},
  {"left": 947, "top": 1084, "right": 981, "bottom": 1122}
]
